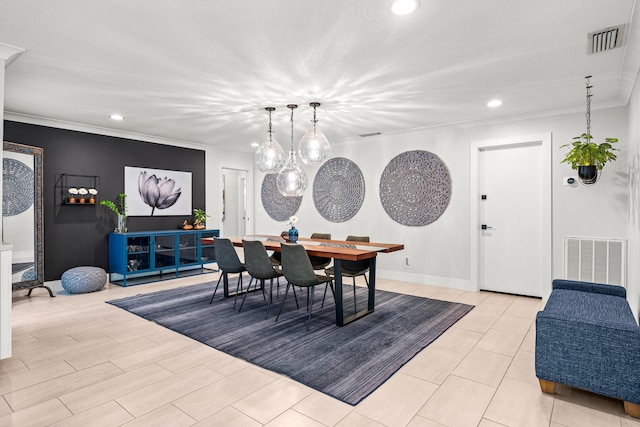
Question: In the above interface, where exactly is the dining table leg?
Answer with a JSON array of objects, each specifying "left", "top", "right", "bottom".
[
  {"left": 334, "top": 256, "right": 377, "bottom": 326},
  {"left": 334, "top": 259, "right": 344, "bottom": 327}
]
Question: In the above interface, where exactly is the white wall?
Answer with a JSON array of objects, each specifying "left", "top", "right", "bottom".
[
  {"left": 626, "top": 72, "right": 640, "bottom": 321},
  {"left": 253, "top": 107, "right": 629, "bottom": 302},
  {"left": 204, "top": 146, "right": 254, "bottom": 238}
]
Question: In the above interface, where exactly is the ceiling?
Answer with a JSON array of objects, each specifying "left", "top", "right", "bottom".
[{"left": 1, "top": 0, "right": 639, "bottom": 152}]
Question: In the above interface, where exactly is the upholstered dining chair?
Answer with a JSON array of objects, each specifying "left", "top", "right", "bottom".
[
  {"left": 210, "top": 237, "right": 246, "bottom": 308},
  {"left": 308, "top": 232, "right": 332, "bottom": 271},
  {"left": 276, "top": 243, "right": 335, "bottom": 331},
  {"left": 269, "top": 231, "right": 289, "bottom": 267},
  {"left": 240, "top": 239, "right": 288, "bottom": 318},
  {"left": 324, "top": 235, "right": 370, "bottom": 312}
]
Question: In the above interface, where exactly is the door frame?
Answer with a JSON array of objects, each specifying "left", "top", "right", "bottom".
[
  {"left": 220, "top": 167, "right": 252, "bottom": 238},
  {"left": 469, "top": 133, "right": 553, "bottom": 292}
]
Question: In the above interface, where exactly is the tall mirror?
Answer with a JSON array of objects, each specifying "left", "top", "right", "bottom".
[{"left": 2, "top": 141, "right": 52, "bottom": 296}]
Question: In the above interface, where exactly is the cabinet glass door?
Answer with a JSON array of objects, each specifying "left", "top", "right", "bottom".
[
  {"left": 200, "top": 231, "right": 217, "bottom": 266},
  {"left": 154, "top": 234, "right": 176, "bottom": 268},
  {"left": 178, "top": 233, "right": 198, "bottom": 265},
  {"left": 127, "top": 236, "right": 150, "bottom": 271}
]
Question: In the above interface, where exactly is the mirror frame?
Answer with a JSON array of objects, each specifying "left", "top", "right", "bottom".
[{"left": 3, "top": 141, "right": 50, "bottom": 296}]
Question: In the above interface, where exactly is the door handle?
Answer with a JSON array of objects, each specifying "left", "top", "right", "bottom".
[{"left": 481, "top": 224, "right": 493, "bottom": 230}]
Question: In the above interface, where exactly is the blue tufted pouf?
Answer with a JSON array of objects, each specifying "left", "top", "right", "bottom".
[{"left": 61, "top": 266, "right": 107, "bottom": 294}]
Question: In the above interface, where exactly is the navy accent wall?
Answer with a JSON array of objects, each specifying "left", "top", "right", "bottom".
[{"left": 4, "top": 121, "right": 206, "bottom": 281}]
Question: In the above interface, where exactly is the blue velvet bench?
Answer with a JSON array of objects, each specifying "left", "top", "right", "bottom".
[{"left": 535, "top": 279, "right": 640, "bottom": 418}]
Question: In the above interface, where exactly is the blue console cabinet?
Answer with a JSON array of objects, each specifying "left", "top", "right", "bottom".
[{"left": 108, "top": 229, "right": 219, "bottom": 286}]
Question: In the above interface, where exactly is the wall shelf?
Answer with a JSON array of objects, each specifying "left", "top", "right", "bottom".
[{"left": 60, "top": 174, "right": 99, "bottom": 205}]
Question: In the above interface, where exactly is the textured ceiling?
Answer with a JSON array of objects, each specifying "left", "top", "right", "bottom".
[{"left": 1, "top": 0, "right": 638, "bottom": 152}]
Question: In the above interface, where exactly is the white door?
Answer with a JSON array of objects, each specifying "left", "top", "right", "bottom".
[
  {"left": 221, "top": 169, "right": 248, "bottom": 237},
  {"left": 478, "top": 142, "right": 543, "bottom": 297}
]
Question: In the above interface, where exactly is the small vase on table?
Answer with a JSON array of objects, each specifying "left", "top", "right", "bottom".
[{"left": 288, "top": 226, "right": 298, "bottom": 244}]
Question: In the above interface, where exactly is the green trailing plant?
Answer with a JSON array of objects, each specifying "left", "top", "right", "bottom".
[
  {"left": 193, "top": 208, "right": 208, "bottom": 225},
  {"left": 100, "top": 193, "right": 127, "bottom": 217},
  {"left": 560, "top": 134, "right": 618, "bottom": 171}
]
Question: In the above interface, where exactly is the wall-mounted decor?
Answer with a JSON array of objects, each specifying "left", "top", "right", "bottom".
[
  {"left": 2, "top": 157, "right": 34, "bottom": 216},
  {"left": 312, "top": 157, "right": 365, "bottom": 222},
  {"left": 379, "top": 150, "right": 451, "bottom": 226},
  {"left": 261, "top": 173, "right": 301, "bottom": 221},
  {"left": 59, "top": 174, "right": 99, "bottom": 205},
  {"left": 124, "top": 166, "right": 191, "bottom": 216}
]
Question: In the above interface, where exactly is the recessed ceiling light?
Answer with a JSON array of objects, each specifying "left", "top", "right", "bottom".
[
  {"left": 487, "top": 99, "right": 503, "bottom": 108},
  {"left": 110, "top": 114, "right": 125, "bottom": 121},
  {"left": 391, "top": 0, "right": 420, "bottom": 15},
  {"left": 250, "top": 142, "right": 259, "bottom": 148}
]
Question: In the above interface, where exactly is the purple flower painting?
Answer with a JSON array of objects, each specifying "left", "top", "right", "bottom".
[
  {"left": 124, "top": 166, "right": 192, "bottom": 216},
  {"left": 138, "top": 171, "right": 181, "bottom": 215}
]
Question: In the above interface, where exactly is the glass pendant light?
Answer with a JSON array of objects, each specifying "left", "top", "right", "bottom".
[
  {"left": 277, "top": 104, "right": 308, "bottom": 197},
  {"left": 298, "top": 102, "right": 330, "bottom": 166},
  {"left": 255, "top": 107, "right": 285, "bottom": 173}
]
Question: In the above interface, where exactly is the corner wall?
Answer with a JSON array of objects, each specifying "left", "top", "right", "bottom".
[
  {"left": 4, "top": 121, "right": 206, "bottom": 280},
  {"left": 626, "top": 71, "right": 640, "bottom": 321},
  {"left": 253, "top": 107, "right": 629, "bottom": 302}
]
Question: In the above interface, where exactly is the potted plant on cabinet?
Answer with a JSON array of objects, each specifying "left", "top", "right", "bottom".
[
  {"left": 560, "top": 76, "right": 618, "bottom": 185},
  {"left": 100, "top": 193, "right": 127, "bottom": 233},
  {"left": 193, "top": 208, "right": 208, "bottom": 230}
]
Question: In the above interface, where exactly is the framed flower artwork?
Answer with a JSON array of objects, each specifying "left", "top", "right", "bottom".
[{"left": 124, "top": 166, "right": 192, "bottom": 216}]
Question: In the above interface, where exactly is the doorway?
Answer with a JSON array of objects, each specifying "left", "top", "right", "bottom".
[
  {"left": 469, "top": 134, "right": 552, "bottom": 297},
  {"left": 221, "top": 168, "right": 248, "bottom": 238}
]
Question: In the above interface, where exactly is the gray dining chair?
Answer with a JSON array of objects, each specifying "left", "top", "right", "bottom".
[
  {"left": 269, "top": 231, "right": 288, "bottom": 267},
  {"left": 308, "top": 232, "right": 332, "bottom": 271},
  {"left": 210, "top": 237, "right": 246, "bottom": 308},
  {"left": 276, "top": 243, "right": 335, "bottom": 331},
  {"left": 324, "top": 235, "right": 370, "bottom": 312},
  {"left": 240, "top": 239, "right": 290, "bottom": 318}
]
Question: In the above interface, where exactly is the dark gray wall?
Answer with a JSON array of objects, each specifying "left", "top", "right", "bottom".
[{"left": 4, "top": 120, "right": 206, "bottom": 280}]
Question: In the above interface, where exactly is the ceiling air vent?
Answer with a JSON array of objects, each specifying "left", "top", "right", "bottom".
[{"left": 588, "top": 24, "right": 626, "bottom": 54}]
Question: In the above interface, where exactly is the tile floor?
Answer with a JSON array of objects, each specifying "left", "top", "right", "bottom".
[{"left": 1, "top": 274, "right": 639, "bottom": 427}]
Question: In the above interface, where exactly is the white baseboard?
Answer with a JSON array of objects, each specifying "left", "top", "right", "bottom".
[{"left": 377, "top": 269, "right": 474, "bottom": 291}]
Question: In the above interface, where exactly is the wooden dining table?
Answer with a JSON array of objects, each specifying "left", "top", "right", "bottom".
[{"left": 205, "top": 235, "right": 404, "bottom": 326}]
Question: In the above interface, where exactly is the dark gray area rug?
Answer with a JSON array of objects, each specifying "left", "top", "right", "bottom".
[{"left": 107, "top": 280, "right": 473, "bottom": 405}]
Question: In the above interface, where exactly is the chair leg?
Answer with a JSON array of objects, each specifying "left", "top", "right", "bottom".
[
  {"left": 265, "top": 278, "right": 274, "bottom": 319},
  {"left": 239, "top": 275, "right": 259, "bottom": 312},
  {"left": 292, "top": 284, "right": 300, "bottom": 309},
  {"left": 275, "top": 282, "right": 291, "bottom": 321},
  {"left": 306, "top": 286, "right": 316, "bottom": 331},
  {"left": 321, "top": 283, "right": 329, "bottom": 308},
  {"left": 260, "top": 279, "right": 267, "bottom": 301},
  {"left": 233, "top": 273, "right": 244, "bottom": 310},
  {"left": 209, "top": 274, "right": 223, "bottom": 304}
]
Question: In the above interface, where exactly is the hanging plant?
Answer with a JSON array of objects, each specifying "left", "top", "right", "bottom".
[
  {"left": 560, "top": 76, "right": 618, "bottom": 185},
  {"left": 560, "top": 133, "right": 618, "bottom": 170}
]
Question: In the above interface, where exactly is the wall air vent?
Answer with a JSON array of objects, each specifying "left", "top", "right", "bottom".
[
  {"left": 588, "top": 24, "right": 626, "bottom": 54},
  {"left": 564, "top": 236, "right": 626, "bottom": 287}
]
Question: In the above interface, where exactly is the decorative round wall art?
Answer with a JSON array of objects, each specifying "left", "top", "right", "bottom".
[
  {"left": 261, "top": 173, "right": 302, "bottom": 221},
  {"left": 379, "top": 150, "right": 451, "bottom": 226},
  {"left": 312, "top": 157, "right": 365, "bottom": 222},
  {"left": 3, "top": 158, "right": 35, "bottom": 216}
]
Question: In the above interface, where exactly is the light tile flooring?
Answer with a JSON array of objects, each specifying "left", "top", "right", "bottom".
[{"left": 2, "top": 275, "right": 639, "bottom": 427}]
